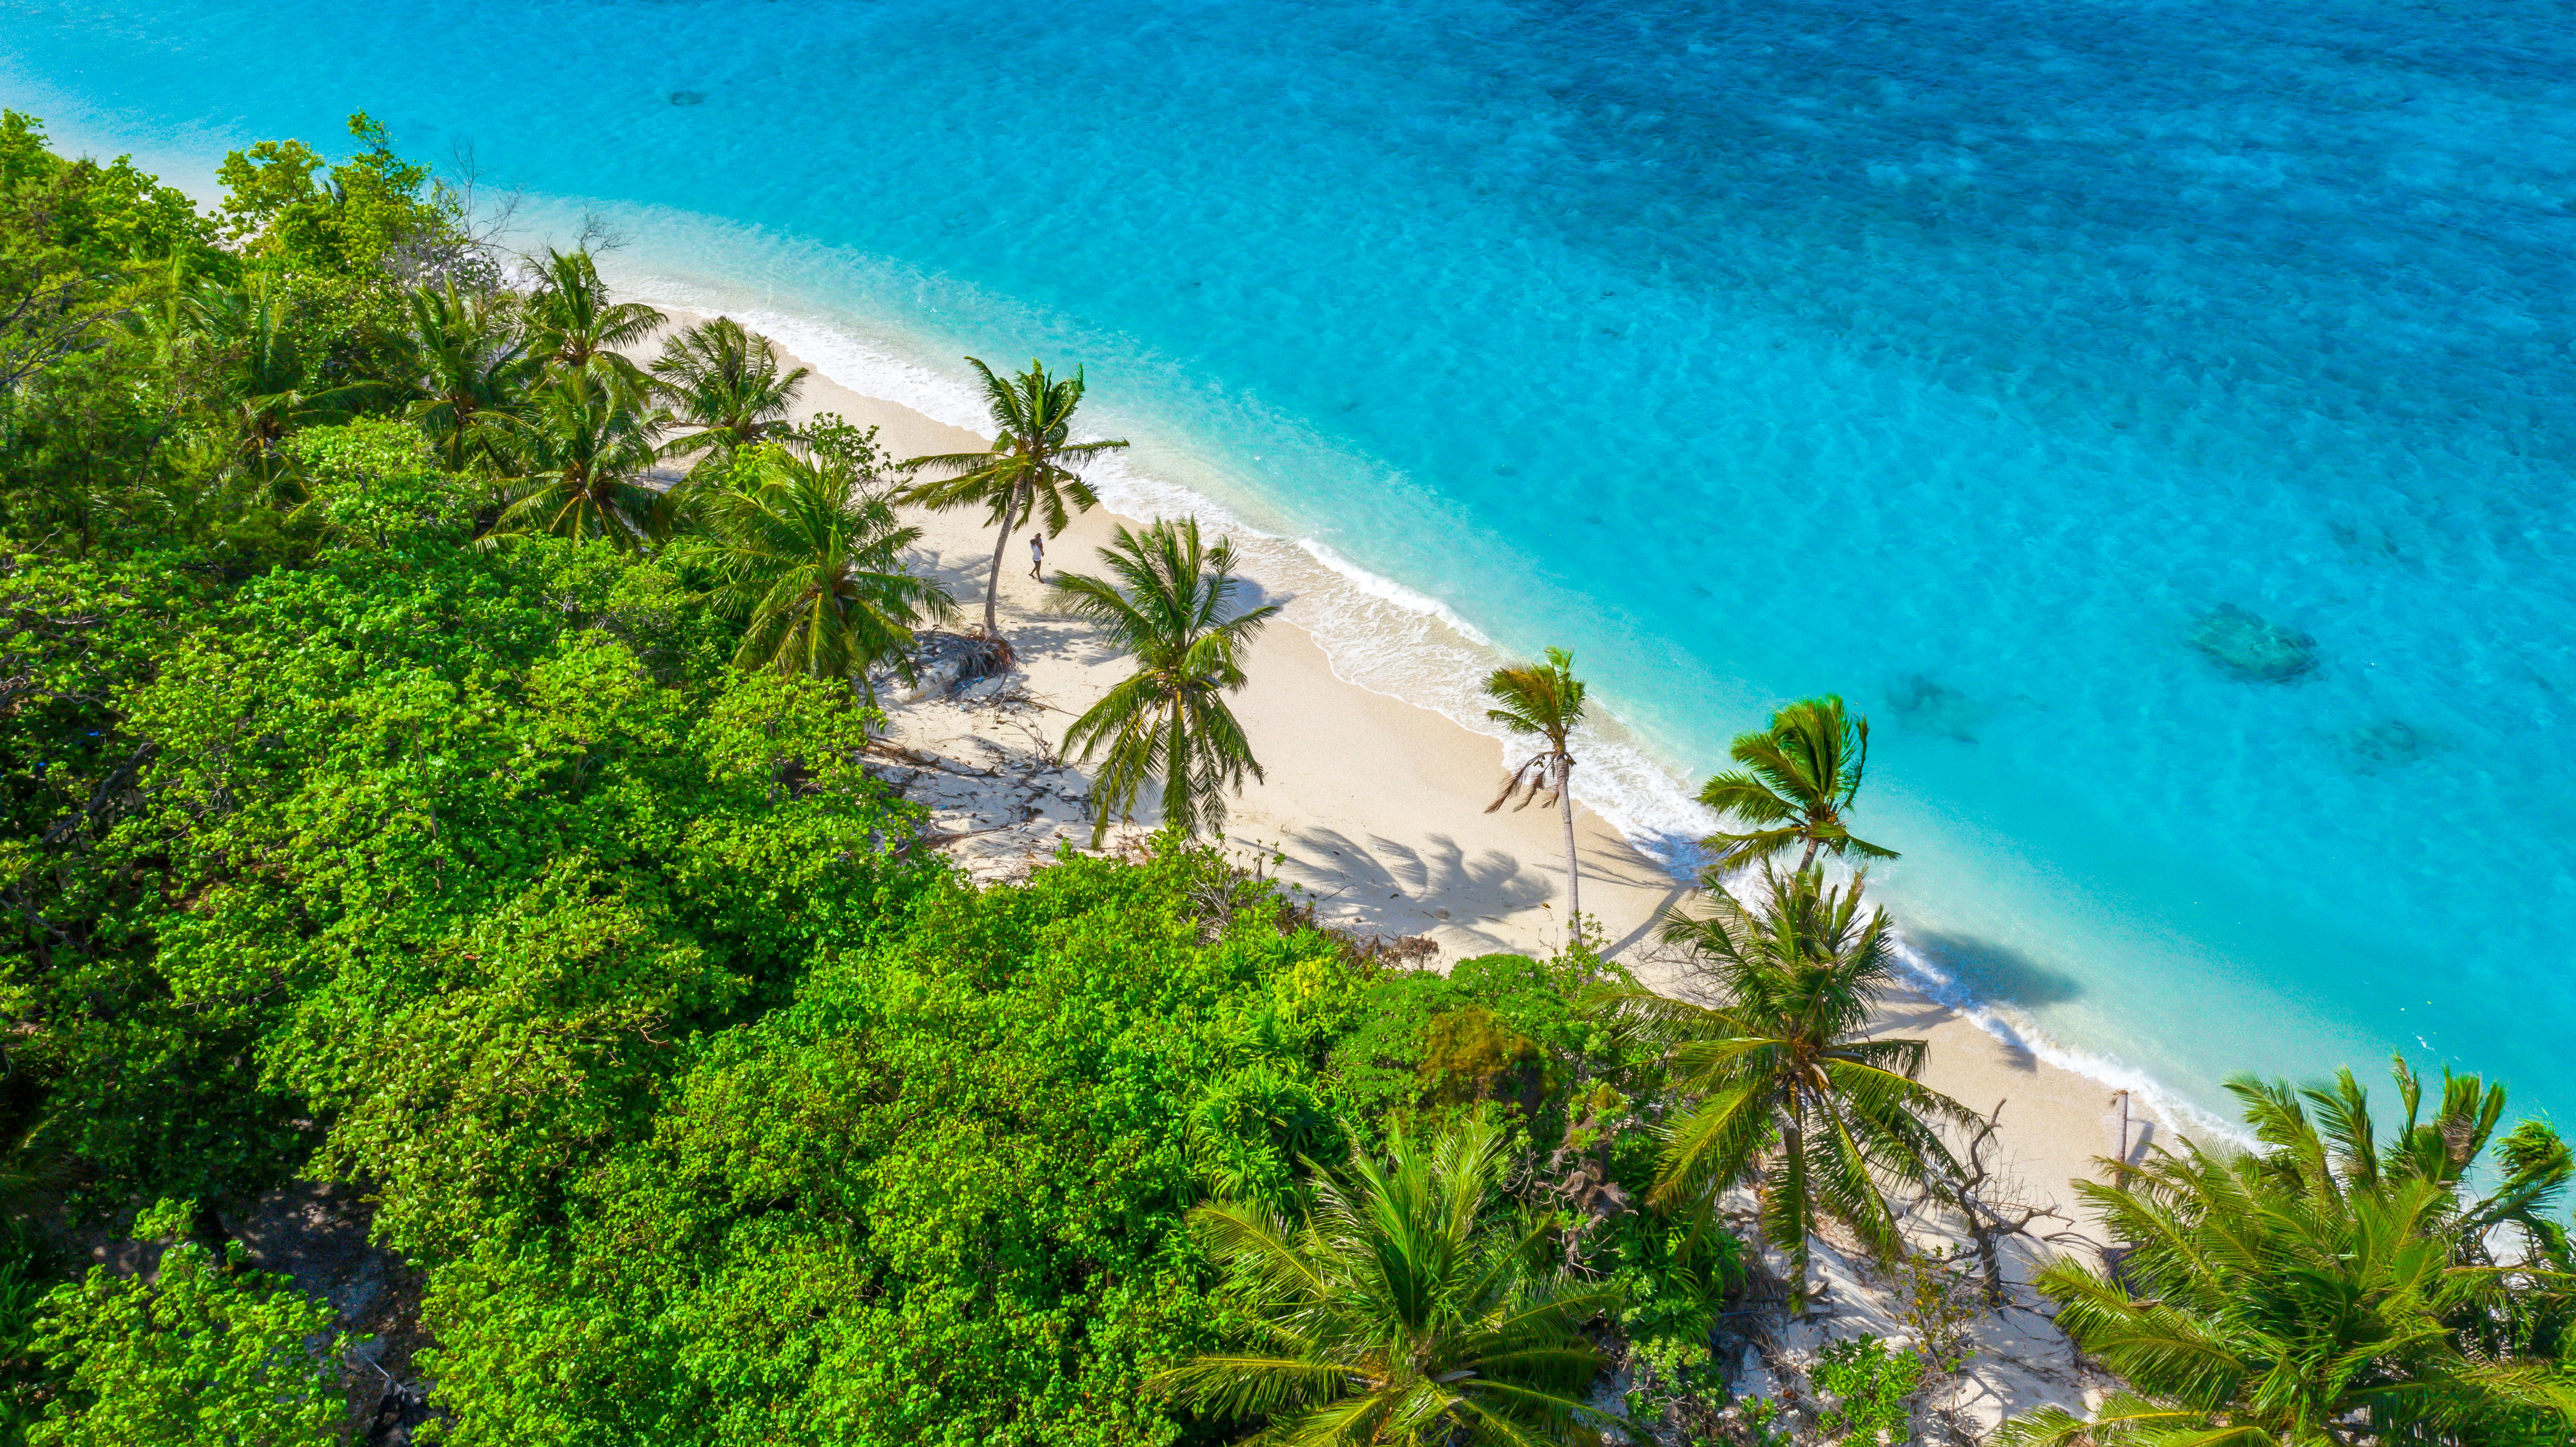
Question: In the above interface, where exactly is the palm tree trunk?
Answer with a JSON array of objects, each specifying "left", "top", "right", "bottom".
[
  {"left": 981, "top": 480, "right": 1026, "bottom": 636},
  {"left": 1780, "top": 1114, "right": 1809, "bottom": 1316},
  {"left": 1557, "top": 752, "right": 1581, "bottom": 939},
  {"left": 1797, "top": 835, "right": 1820, "bottom": 872},
  {"left": 1164, "top": 697, "right": 1188, "bottom": 836}
]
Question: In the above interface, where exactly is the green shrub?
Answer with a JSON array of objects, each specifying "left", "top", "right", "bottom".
[
  {"left": 28, "top": 1241, "right": 352, "bottom": 1447},
  {"left": 1811, "top": 1335, "right": 1924, "bottom": 1446}
]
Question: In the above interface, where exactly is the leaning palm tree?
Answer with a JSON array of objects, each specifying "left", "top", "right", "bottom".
[
  {"left": 520, "top": 247, "right": 661, "bottom": 394},
  {"left": 1602, "top": 866, "right": 1973, "bottom": 1312},
  {"left": 383, "top": 278, "right": 532, "bottom": 471},
  {"left": 649, "top": 316, "right": 808, "bottom": 477},
  {"left": 1484, "top": 648, "right": 1589, "bottom": 931},
  {"left": 1999, "top": 1062, "right": 2576, "bottom": 1447},
  {"left": 1050, "top": 518, "right": 1278, "bottom": 846},
  {"left": 1698, "top": 695, "right": 1896, "bottom": 874},
  {"left": 489, "top": 370, "right": 667, "bottom": 550},
  {"left": 677, "top": 442, "right": 952, "bottom": 699},
  {"left": 1152, "top": 1116, "right": 1626, "bottom": 1447},
  {"left": 902, "top": 357, "right": 1128, "bottom": 641}
]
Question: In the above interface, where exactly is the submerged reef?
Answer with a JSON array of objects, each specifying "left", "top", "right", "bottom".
[
  {"left": 2336, "top": 720, "right": 2444, "bottom": 773},
  {"left": 1886, "top": 674, "right": 1988, "bottom": 742},
  {"left": 2187, "top": 604, "right": 2319, "bottom": 682}
]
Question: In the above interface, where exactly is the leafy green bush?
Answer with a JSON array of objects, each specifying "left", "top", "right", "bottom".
[
  {"left": 27, "top": 1239, "right": 352, "bottom": 1447},
  {"left": 1810, "top": 1335, "right": 1924, "bottom": 1447}
]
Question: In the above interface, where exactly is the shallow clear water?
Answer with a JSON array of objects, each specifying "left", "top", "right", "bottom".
[{"left": 5, "top": 0, "right": 2571, "bottom": 1125}]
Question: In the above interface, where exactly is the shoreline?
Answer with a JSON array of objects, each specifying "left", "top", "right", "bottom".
[{"left": 665, "top": 304, "right": 2182, "bottom": 1225}]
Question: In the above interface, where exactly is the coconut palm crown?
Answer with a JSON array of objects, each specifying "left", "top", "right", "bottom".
[
  {"left": 1484, "top": 648, "right": 1589, "bottom": 932},
  {"left": 1606, "top": 865, "right": 1973, "bottom": 1312},
  {"left": 1998, "top": 1060, "right": 2576, "bottom": 1447},
  {"left": 650, "top": 315, "right": 809, "bottom": 477},
  {"left": 677, "top": 441, "right": 951, "bottom": 700},
  {"left": 489, "top": 370, "right": 666, "bottom": 551},
  {"left": 1150, "top": 1116, "right": 1626, "bottom": 1447},
  {"left": 1698, "top": 695, "right": 1896, "bottom": 874},
  {"left": 1050, "top": 518, "right": 1277, "bottom": 846},
  {"left": 902, "top": 357, "right": 1128, "bottom": 639},
  {"left": 520, "top": 247, "right": 662, "bottom": 394},
  {"left": 384, "top": 278, "right": 532, "bottom": 472}
]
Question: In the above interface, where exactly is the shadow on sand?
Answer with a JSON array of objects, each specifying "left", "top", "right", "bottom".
[{"left": 1269, "top": 826, "right": 1552, "bottom": 932}]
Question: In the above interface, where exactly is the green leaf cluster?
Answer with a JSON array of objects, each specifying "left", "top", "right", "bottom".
[
  {"left": 27, "top": 1240, "right": 349, "bottom": 1447},
  {"left": 1809, "top": 1335, "right": 1926, "bottom": 1447}
]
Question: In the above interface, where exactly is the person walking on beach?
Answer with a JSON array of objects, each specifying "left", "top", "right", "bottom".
[{"left": 1029, "top": 532, "right": 1046, "bottom": 581}]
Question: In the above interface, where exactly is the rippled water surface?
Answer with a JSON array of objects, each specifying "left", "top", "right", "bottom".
[{"left": 5, "top": 0, "right": 2571, "bottom": 1121}]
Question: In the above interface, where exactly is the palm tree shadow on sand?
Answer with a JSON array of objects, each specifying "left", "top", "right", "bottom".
[
  {"left": 1262, "top": 826, "right": 1554, "bottom": 942},
  {"left": 1572, "top": 839, "right": 1691, "bottom": 956}
]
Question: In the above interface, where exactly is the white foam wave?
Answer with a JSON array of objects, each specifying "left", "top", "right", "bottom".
[
  {"left": 1889, "top": 934, "right": 2254, "bottom": 1147},
  {"left": 1293, "top": 537, "right": 1492, "bottom": 646},
  {"left": 612, "top": 264, "right": 2249, "bottom": 1147}
]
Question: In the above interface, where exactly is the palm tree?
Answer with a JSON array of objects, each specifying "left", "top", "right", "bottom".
[
  {"left": 382, "top": 278, "right": 532, "bottom": 471},
  {"left": 1999, "top": 1061, "right": 2576, "bottom": 1447},
  {"left": 186, "top": 276, "right": 377, "bottom": 473},
  {"left": 677, "top": 442, "right": 953, "bottom": 700},
  {"left": 1603, "top": 866, "right": 1973, "bottom": 1312},
  {"left": 1151, "top": 1116, "right": 1626, "bottom": 1447},
  {"left": 1050, "top": 518, "right": 1278, "bottom": 846},
  {"left": 1484, "top": 649, "right": 1590, "bottom": 934},
  {"left": 1698, "top": 695, "right": 1895, "bottom": 874},
  {"left": 649, "top": 316, "right": 808, "bottom": 477},
  {"left": 902, "top": 357, "right": 1128, "bottom": 641},
  {"left": 520, "top": 247, "right": 661, "bottom": 394},
  {"left": 489, "top": 370, "right": 666, "bottom": 550}
]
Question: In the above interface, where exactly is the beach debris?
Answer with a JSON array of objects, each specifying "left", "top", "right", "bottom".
[
  {"left": 893, "top": 629, "right": 1020, "bottom": 700},
  {"left": 1885, "top": 674, "right": 1987, "bottom": 743},
  {"left": 2186, "top": 604, "right": 2319, "bottom": 682}
]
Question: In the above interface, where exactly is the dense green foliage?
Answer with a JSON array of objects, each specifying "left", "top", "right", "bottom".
[
  {"left": 2001, "top": 1061, "right": 2576, "bottom": 1447},
  {"left": 30, "top": 1232, "right": 348, "bottom": 1447}
]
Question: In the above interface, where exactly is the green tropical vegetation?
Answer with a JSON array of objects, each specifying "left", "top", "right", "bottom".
[
  {"left": 4, "top": 107, "right": 2574, "bottom": 1447},
  {"left": 651, "top": 313, "right": 809, "bottom": 476},
  {"left": 29, "top": 1223, "right": 350, "bottom": 1447},
  {"left": 1153, "top": 1116, "right": 1626, "bottom": 1446},
  {"left": 1483, "top": 647, "right": 1589, "bottom": 931},
  {"left": 677, "top": 425, "right": 952, "bottom": 697},
  {"left": 520, "top": 245, "right": 661, "bottom": 390},
  {"left": 1999, "top": 1060, "right": 2576, "bottom": 1447},
  {"left": 1051, "top": 517, "right": 1279, "bottom": 845}
]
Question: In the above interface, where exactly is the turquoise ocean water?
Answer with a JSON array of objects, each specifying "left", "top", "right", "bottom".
[{"left": 4, "top": 0, "right": 2571, "bottom": 1127}]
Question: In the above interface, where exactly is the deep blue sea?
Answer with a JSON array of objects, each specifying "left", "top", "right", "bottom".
[{"left": 5, "top": 0, "right": 2571, "bottom": 1128}]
